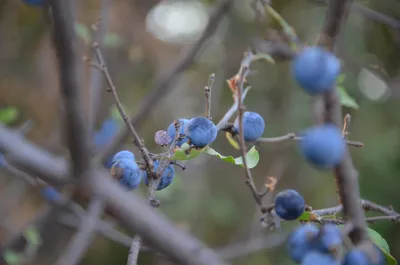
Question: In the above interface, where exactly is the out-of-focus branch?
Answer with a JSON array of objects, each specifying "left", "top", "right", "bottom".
[
  {"left": 316, "top": 0, "right": 369, "bottom": 245},
  {"left": 49, "top": 2, "right": 104, "bottom": 265},
  {"left": 98, "top": 0, "right": 234, "bottom": 162}
]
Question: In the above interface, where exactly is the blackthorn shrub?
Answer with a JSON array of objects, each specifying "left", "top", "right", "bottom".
[
  {"left": 233, "top": 111, "right": 265, "bottom": 141},
  {"left": 292, "top": 46, "right": 341, "bottom": 94},
  {"left": 111, "top": 158, "right": 141, "bottom": 190},
  {"left": 287, "top": 223, "right": 320, "bottom": 263},
  {"left": 274, "top": 189, "right": 305, "bottom": 220},
  {"left": 299, "top": 124, "right": 345, "bottom": 168},
  {"left": 167, "top": 119, "right": 189, "bottom": 147},
  {"left": 142, "top": 160, "right": 175, "bottom": 191},
  {"left": 185, "top": 117, "right": 217, "bottom": 147}
]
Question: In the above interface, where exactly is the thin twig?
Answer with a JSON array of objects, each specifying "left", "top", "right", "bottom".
[
  {"left": 204, "top": 73, "right": 215, "bottom": 120},
  {"left": 235, "top": 51, "right": 263, "bottom": 208},
  {"left": 216, "top": 86, "right": 251, "bottom": 130},
  {"left": 97, "top": 0, "right": 234, "bottom": 163},
  {"left": 127, "top": 121, "right": 181, "bottom": 265},
  {"left": 342, "top": 113, "right": 351, "bottom": 140},
  {"left": 92, "top": 43, "right": 154, "bottom": 172}
]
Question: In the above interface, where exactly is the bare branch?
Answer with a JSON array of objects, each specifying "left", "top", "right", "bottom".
[
  {"left": 92, "top": 43, "right": 154, "bottom": 171},
  {"left": 204, "top": 73, "right": 215, "bottom": 120}
]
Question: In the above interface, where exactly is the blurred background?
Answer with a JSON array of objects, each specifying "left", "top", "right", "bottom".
[{"left": 0, "top": 0, "right": 400, "bottom": 264}]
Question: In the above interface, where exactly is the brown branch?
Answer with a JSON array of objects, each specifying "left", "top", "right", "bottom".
[
  {"left": 315, "top": 0, "right": 369, "bottom": 245},
  {"left": 97, "top": 0, "right": 234, "bottom": 163},
  {"left": 91, "top": 43, "right": 154, "bottom": 171},
  {"left": 235, "top": 50, "right": 263, "bottom": 209}
]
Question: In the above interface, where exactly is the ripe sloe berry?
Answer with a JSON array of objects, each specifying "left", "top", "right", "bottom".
[
  {"left": 111, "top": 150, "right": 135, "bottom": 165},
  {"left": 292, "top": 46, "right": 341, "bottom": 94},
  {"left": 111, "top": 158, "right": 141, "bottom": 190},
  {"left": 343, "top": 249, "right": 369, "bottom": 265},
  {"left": 301, "top": 251, "right": 340, "bottom": 265},
  {"left": 319, "top": 224, "right": 342, "bottom": 256},
  {"left": 185, "top": 117, "right": 217, "bottom": 147},
  {"left": 167, "top": 119, "right": 189, "bottom": 147},
  {"left": 287, "top": 224, "right": 320, "bottom": 263},
  {"left": 41, "top": 186, "right": 61, "bottom": 202},
  {"left": 274, "top": 189, "right": 305, "bottom": 220},
  {"left": 142, "top": 160, "right": 175, "bottom": 191},
  {"left": 234, "top": 111, "right": 265, "bottom": 141},
  {"left": 299, "top": 124, "right": 345, "bottom": 168}
]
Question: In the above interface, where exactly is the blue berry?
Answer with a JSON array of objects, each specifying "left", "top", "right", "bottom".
[
  {"left": 292, "top": 46, "right": 340, "bottom": 94},
  {"left": 343, "top": 249, "right": 369, "bottom": 265},
  {"left": 142, "top": 160, "right": 175, "bottom": 191},
  {"left": 111, "top": 158, "right": 141, "bottom": 190},
  {"left": 94, "top": 119, "right": 119, "bottom": 148},
  {"left": 301, "top": 251, "right": 339, "bottom": 265},
  {"left": 234, "top": 111, "right": 265, "bottom": 141},
  {"left": 23, "top": 0, "right": 45, "bottom": 6},
  {"left": 274, "top": 189, "right": 305, "bottom": 220},
  {"left": 111, "top": 150, "right": 135, "bottom": 165},
  {"left": 369, "top": 246, "right": 386, "bottom": 265},
  {"left": 167, "top": 119, "right": 189, "bottom": 147},
  {"left": 319, "top": 224, "right": 342, "bottom": 255},
  {"left": 299, "top": 124, "right": 345, "bottom": 168},
  {"left": 287, "top": 224, "right": 320, "bottom": 263},
  {"left": 185, "top": 117, "right": 217, "bottom": 147},
  {"left": 41, "top": 186, "right": 61, "bottom": 202}
]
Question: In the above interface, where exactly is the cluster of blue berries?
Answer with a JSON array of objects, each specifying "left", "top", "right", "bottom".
[
  {"left": 167, "top": 117, "right": 217, "bottom": 148},
  {"left": 287, "top": 223, "right": 385, "bottom": 265},
  {"left": 293, "top": 46, "right": 346, "bottom": 169},
  {"left": 110, "top": 150, "right": 175, "bottom": 191}
]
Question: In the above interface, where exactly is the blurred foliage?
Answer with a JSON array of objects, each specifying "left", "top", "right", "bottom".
[{"left": 0, "top": 0, "right": 400, "bottom": 265}]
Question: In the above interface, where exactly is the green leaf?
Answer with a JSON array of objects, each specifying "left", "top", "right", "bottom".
[
  {"left": 24, "top": 226, "right": 42, "bottom": 247},
  {"left": 168, "top": 143, "right": 205, "bottom": 161},
  {"left": 204, "top": 146, "right": 260, "bottom": 168},
  {"left": 0, "top": 107, "right": 19, "bottom": 124},
  {"left": 338, "top": 86, "right": 360, "bottom": 109},
  {"left": 3, "top": 250, "right": 23, "bottom": 264},
  {"left": 367, "top": 227, "right": 397, "bottom": 265},
  {"left": 75, "top": 23, "right": 91, "bottom": 45},
  {"left": 103, "top": 33, "right": 124, "bottom": 49},
  {"left": 297, "top": 211, "right": 313, "bottom": 221}
]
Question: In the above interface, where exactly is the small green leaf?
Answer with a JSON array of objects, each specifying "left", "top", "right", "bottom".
[
  {"left": 3, "top": 250, "right": 23, "bottom": 264},
  {"left": 297, "top": 211, "right": 312, "bottom": 221},
  {"left": 0, "top": 107, "right": 19, "bottom": 124},
  {"left": 337, "top": 74, "right": 346, "bottom": 84},
  {"left": 103, "top": 33, "right": 124, "bottom": 49},
  {"left": 168, "top": 143, "right": 205, "bottom": 161},
  {"left": 367, "top": 227, "right": 397, "bottom": 265},
  {"left": 225, "top": 132, "right": 240, "bottom": 150},
  {"left": 75, "top": 23, "right": 91, "bottom": 45},
  {"left": 24, "top": 226, "right": 42, "bottom": 247},
  {"left": 338, "top": 86, "right": 360, "bottom": 109},
  {"left": 204, "top": 146, "right": 260, "bottom": 168}
]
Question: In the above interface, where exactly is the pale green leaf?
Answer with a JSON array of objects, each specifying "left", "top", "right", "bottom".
[
  {"left": 0, "top": 107, "right": 19, "bottom": 124},
  {"left": 225, "top": 132, "right": 240, "bottom": 150},
  {"left": 75, "top": 23, "right": 91, "bottom": 45},
  {"left": 204, "top": 146, "right": 260, "bottom": 168},
  {"left": 338, "top": 86, "right": 360, "bottom": 109},
  {"left": 168, "top": 143, "right": 205, "bottom": 161},
  {"left": 3, "top": 250, "right": 23, "bottom": 264}
]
